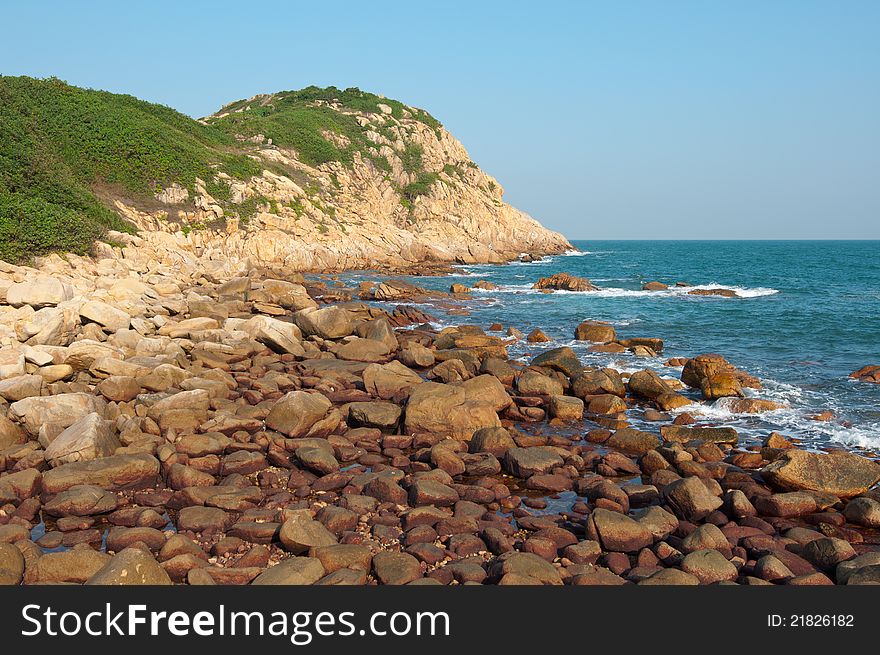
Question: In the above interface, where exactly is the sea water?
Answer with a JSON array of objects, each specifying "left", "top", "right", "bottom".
[{"left": 343, "top": 240, "right": 880, "bottom": 454}]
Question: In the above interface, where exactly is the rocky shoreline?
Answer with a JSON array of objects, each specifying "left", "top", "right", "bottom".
[{"left": 1, "top": 252, "right": 879, "bottom": 586}]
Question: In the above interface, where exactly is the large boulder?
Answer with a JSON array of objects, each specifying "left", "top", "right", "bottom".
[
  {"left": 79, "top": 300, "right": 131, "bottom": 332},
  {"left": 363, "top": 360, "right": 424, "bottom": 399},
  {"left": 606, "top": 428, "right": 660, "bottom": 455},
  {"left": 355, "top": 318, "right": 398, "bottom": 352},
  {"left": 455, "top": 374, "right": 513, "bottom": 412},
  {"left": 0, "top": 543, "right": 25, "bottom": 585},
  {"left": 761, "top": 449, "right": 880, "bottom": 498},
  {"left": 530, "top": 347, "right": 583, "bottom": 377},
  {"left": 660, "top": 425, "right": 738, "bottom": 445},
  {"left": 503, "top": 447, "right": 564, "bottom": 478},
  {"left": 43, "top": 412, "right": 120, "bottom": 467},
  {"left": 0, "top": 374, "right": 43, "bottom": 402},
  {"left": 257, "top": 279, "right": 318, "bottom": 311},
  {"left": 86, "top": 547, "right": 172, "bottom": 585},
  {"left": 347, "top": 401, "right": 401, "bottom": 430},
  {"left": 242, "top": 315, "right": 304, "bottom": 355},
  {"left": 700, "top": 373, "right": 743, "bottom": 399},
  {"left": 294, "top": 307, "right": 353, "bottom": 339},
  {"left": 266, "top": 391, "right": 333, "bottom": 438},
  {"left": 24, "top": 548, "right": 110, "bottom": 584},
  {"left": 574, "top": 320, "right": 616, "bottom": 343},
  {"left": 252, "top": 557, "right": 325, "bottom": 585},
  {"left": 532, "top": 273, "right": 597, "bottom": 292},
  {"left": 43, "top": 484, "right": 119, "bottom": 516},
  {"left": 9, "top": 392, "right": 107, "bottom": 439},
  {"left": 41, "top": 453, "right": 161, "bottom": 494},
  {"left": 571, "top": 369, "right": 625, "bottom": 398},
  {"left": 586, "top": 508, "right": 653, "bottom": 553},
  {"left": 334, "top": 338, "right": 391, "bottom": 363},
  {"left": 6, "top": 277, "right": 74, "bottom": 308},
  {"left": 279, "top": 516, "right": 337, "bottom": 554},
  {"left": 663, "top": 477, "right": 723, "bottom": 521},
  {"left": 627, "top": 370, "right": 671, "bottom": 400},
  {"left": 404, "top": 382, "right": 500, "bottom": 438}
]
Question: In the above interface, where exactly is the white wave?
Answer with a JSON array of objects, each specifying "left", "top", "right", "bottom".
[
  {"left": 470, "top": 282, "right": 779, "bottom": 299},
  {"left": 561, "top": 249, "right": 592, "bottom": 256}
]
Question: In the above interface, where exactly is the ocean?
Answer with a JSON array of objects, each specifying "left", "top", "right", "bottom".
[{"left": 343, "top": 240, "right": 880, "bottom": 454}]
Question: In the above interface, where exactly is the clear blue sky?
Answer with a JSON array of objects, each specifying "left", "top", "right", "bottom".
[{"left": 2, "top": 1, "right": 878, "bottom": 239}]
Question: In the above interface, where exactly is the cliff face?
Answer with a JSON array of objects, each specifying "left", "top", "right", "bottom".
[
  {"left": 0, "top": 78, "right": 570, "bottom": 270},
  {"left": 116, "top": 92, "right": 570, "bottom": 271}
]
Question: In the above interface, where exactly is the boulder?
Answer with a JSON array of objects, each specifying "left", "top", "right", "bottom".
[
  {"left": 843, "top": 497, "right": 880, "bottom": 528},
  {"left": 279, "top": 516, "right": 337, "bottom": 554},
  {"left": 404, "top": 382, "right": 500, "bottom": 438},
  {"left": 574, "top": 321, "right": 616, "bottom": 343},
  {"left": 850, "top": 365, "right": 880, "bottom": 384},
  {"left": 503, "top": 447, "right": 564, "bottom": 478},
  {"left": 517, "top": 371, "right": 564, "bottom": 396},
  {"left": 86, "top": 547, "right": 172, "bottom": 585},
  {"left": 606, "top": 428, "right": 660, "bottom": 455},
  {"left": 294, "top": 306, "right": 353, "bottom": 339},
  {"left": 363, "top": 360, "right": 424, "bottom": 399},
  {"left": 627, "top": 370, "right": 671, "bottom": 400},
  {"left": 0, "top": 543, "right": 25, "bottom": 585},
  {"left": 43, "top": 484, "right": 118, "bottom": 517},
  {"left": 252, "top": 557, "right": 325, "bottom": 585},
  {"left": 243, "top": 315, "right": 304, "bottom": 355},
  {"left": 335, "top": 338, "right": 391, "bottom": 363},
  {"left": 0, "top": 374, "right": 43, "bottom": 402},
  {"left": 372, "top": 552, "right": 423, "bottom": 585},
  {"left": 587, "top": 394, "right": 627, "bottom": 415},
  {"left": 24, "top": 548, "right": 110, "bottom": 584},
  {"left": 663, "top": 477, "right": 723, "bottom": 521},
  {"left": 469, "top": 426, "right": 517, "bottom": 456},
  {"left": 701, "top": 373, "right": 743, "bottom": 399},
  {"left": 571, "top": 369, "right": 625, "bottom": 398},
  {"left": 347, "top": 401, "right": 401, "bottom": 430},
  {"left": 6, "top": 277, "right": 74, "bottom": 308},
  {"left": 95, "top": 375, "right": 141, "bottom": 402},
  {"left": 680, "top": 549, "right": 738, "bottom": 584},
  {"left": 258, "top": 279, "right": 317, "bottom": 311},
  {"left": 585, "top": 508, "right": 653, "bottom": 553},
  {"left": 761, "top": 449, "right": 880, "bottom": 498},
  {"left": 530, "top": 347, "right": 583, "bottom": 377},
  {"left": 549, "top": 395, "right": 584, "bottom": 420},
  {"left": 660, "top": 425, "right": 738, "bottom": 445},
  {"left": 79, "top": 300, "right": 131, "bottom": 332},
  {"left": 266, "top": 391, "right": 332, "bottom": 438},
  {"left": 43, "top": 412, "right": 120, "bottom": 467},
  {"left": 532, "top": 273, "right": 597, "bottom": 292},
  {"left": 9, "top": 392, "right": 107, "bottom": 439},
  {"left": 398, "top": 343, "right": 434, "bottom": 368},
  {"left": 41, "top": 453, "right": 160, "bottom": 494}
]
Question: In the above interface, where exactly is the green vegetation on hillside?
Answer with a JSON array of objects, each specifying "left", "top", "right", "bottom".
[
  {"left": 208, "top": 86, "right": 442, "bottom": 170},
  {"left": 0, "top": 77, "right": 448, "bottom": 263},
  {"left": 0, "top": 76, "right": 261, "bottom": 261}
]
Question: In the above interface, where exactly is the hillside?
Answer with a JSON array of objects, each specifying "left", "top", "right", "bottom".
[{"left": 0, "top": 76, "right": 570, "bottom": 268}]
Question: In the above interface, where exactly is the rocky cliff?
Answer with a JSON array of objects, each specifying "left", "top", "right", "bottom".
[{"left": 0, "top": 78, "right": 570, "bottom": 270}]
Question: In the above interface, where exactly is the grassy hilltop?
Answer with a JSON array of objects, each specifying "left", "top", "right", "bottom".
[{"left": 0, "top": 76, "right": 443, "bottom": 262}]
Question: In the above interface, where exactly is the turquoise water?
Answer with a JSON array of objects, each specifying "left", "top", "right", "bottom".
[{"left": 346, "top": 241, "right": 880, "bottom": 453}]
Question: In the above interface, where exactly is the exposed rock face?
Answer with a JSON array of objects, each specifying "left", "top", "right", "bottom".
[{"left": 104, "top": 96, "right": 569, "bottom": 272}]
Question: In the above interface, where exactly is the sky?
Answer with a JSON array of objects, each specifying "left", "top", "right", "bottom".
[{"left": 2, "top": 1, "right": 878, "bottom": 239}]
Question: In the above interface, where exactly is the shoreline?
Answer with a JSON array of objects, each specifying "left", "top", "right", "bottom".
[{"left": 1, "top": 249, "right": 879, "bottom": 586}]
